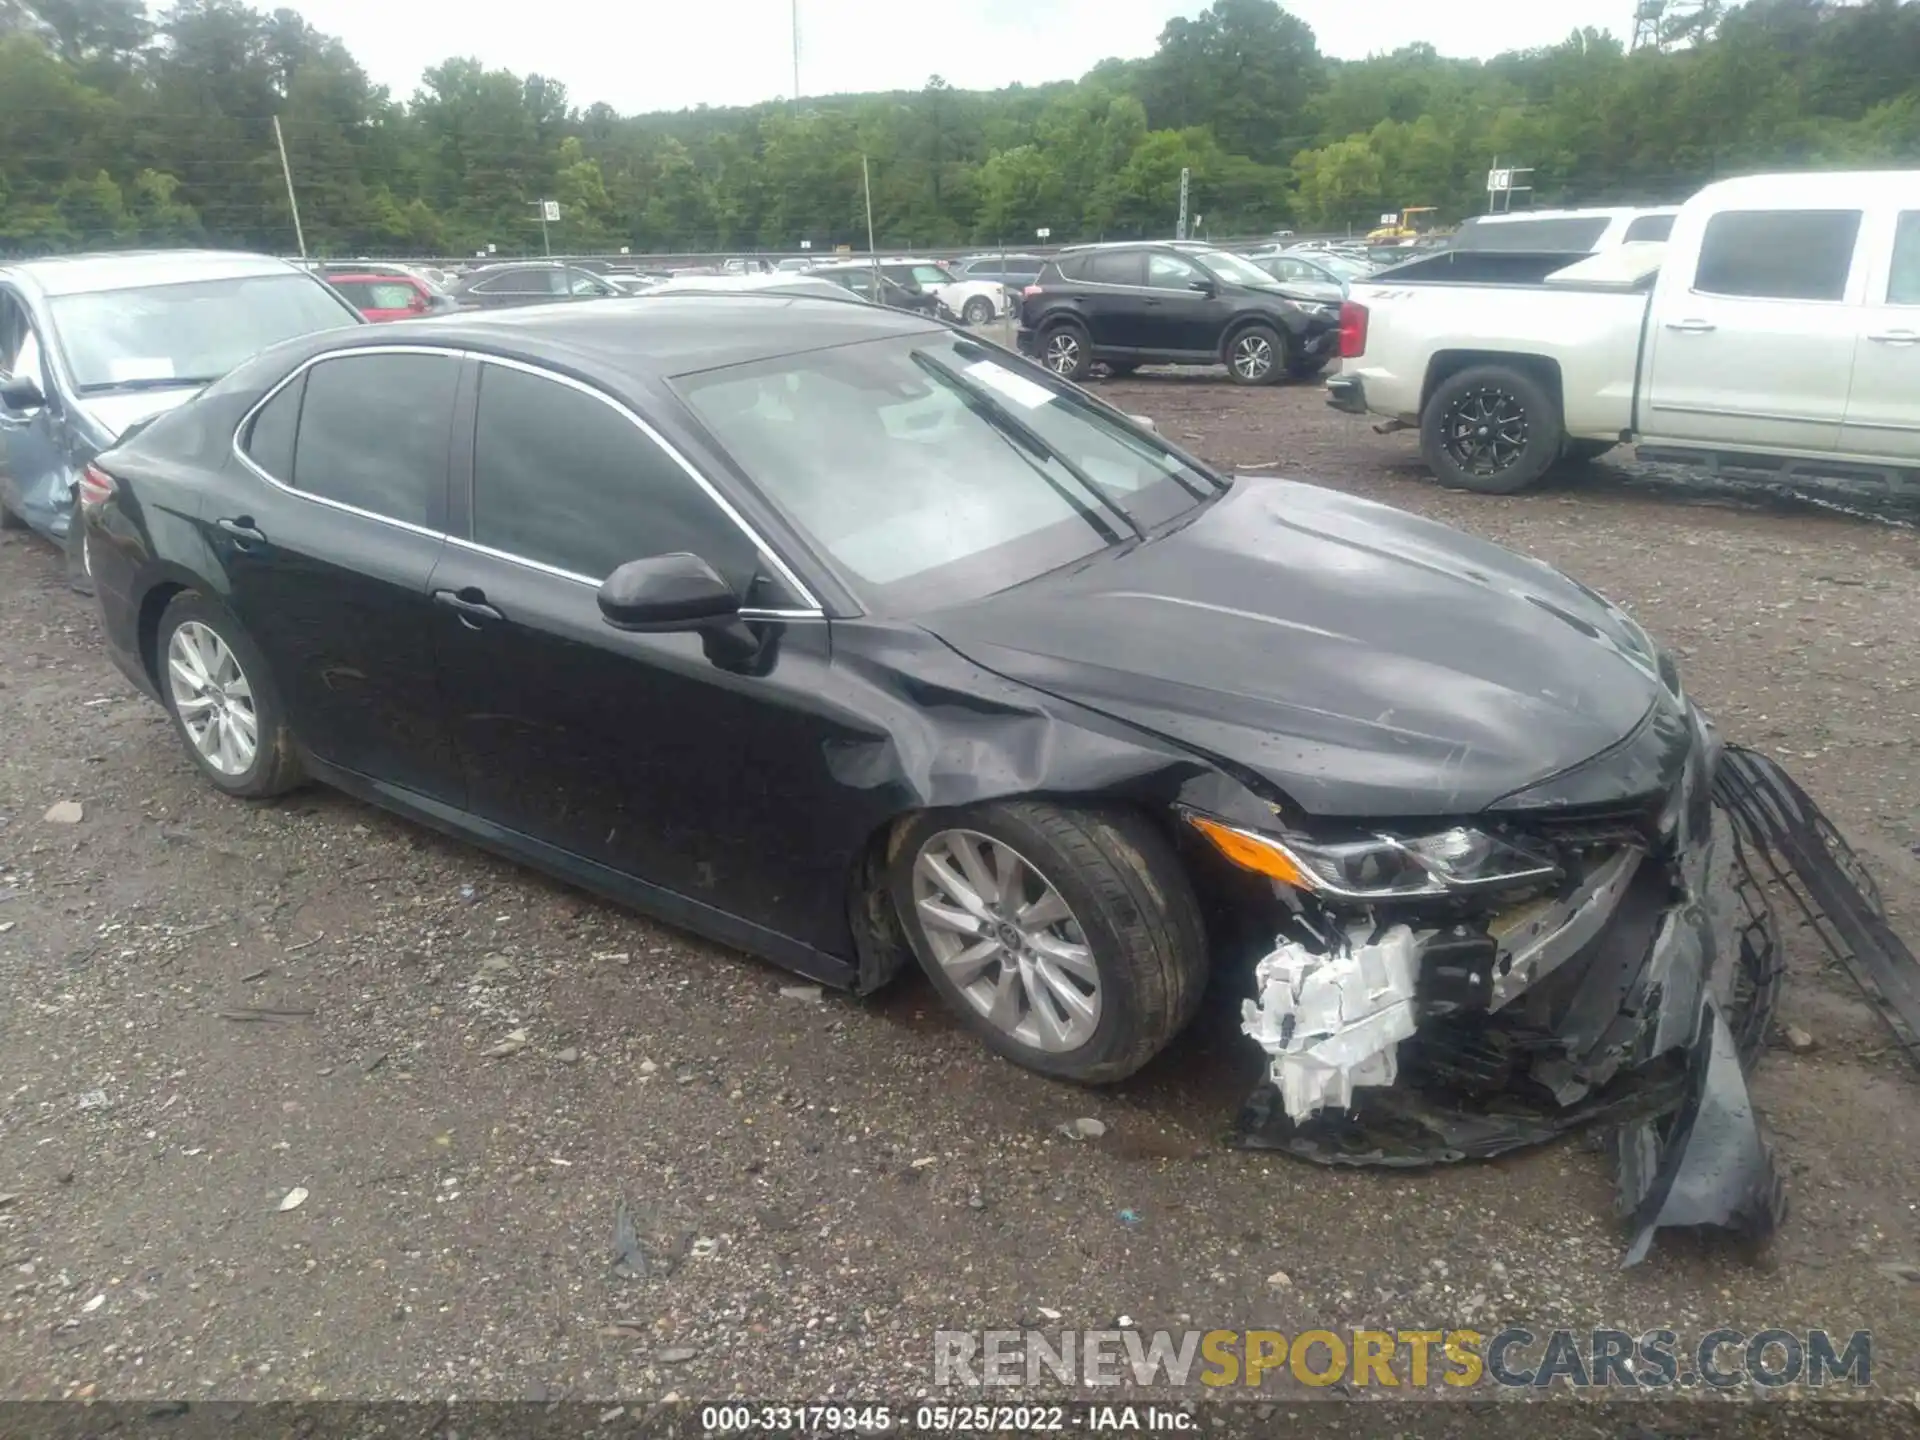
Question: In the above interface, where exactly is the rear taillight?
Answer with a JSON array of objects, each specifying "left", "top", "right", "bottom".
[
  {"left": 1338, "top": 301, "right": 1369, "bottom": 359},
  {"left": 78, "top": 463, "right": 117, "bottom": 507},
  {"left": 1022, "top": 284, "right": 1043, "bottom": 299}
]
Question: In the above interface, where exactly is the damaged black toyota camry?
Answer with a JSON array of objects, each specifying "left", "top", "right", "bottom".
[{"left": 80, "top": 295, "right": 1915, "bottom": 1265}]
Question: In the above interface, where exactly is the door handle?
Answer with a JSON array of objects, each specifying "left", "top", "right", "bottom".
[
  {"left": 1664, "top": 320, "right": 1717, "bottom": 333},
  {"left": 433, "top": 587, "right": 503, "bottom": 627},
  {"left": 215, "top": 516, "right": 267, "bottom": 546},
  {"left": 1867, "top": 329, "right": 1919, "bottom": 344}
]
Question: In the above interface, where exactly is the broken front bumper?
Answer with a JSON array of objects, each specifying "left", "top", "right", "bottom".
[{"left": 1235, "top": 744, "right": 1917, "bottom": 1266}]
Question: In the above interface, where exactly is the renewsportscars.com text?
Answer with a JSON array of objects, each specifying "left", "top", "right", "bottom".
[{"left": 933, "top": 1326, "right": 1871, "bottom": 1390}]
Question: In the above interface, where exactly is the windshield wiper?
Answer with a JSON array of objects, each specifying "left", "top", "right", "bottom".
[
  {"left": 911, "top": 351, "right": 1141, "bottom": 543},
  {"left": 77, "top": 376, "right": 219, "bottom": 394}
]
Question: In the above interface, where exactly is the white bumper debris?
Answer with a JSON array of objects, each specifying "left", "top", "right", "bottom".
[{"left": 1240, "top": 925, "right": 1421, "bottom": 1121}]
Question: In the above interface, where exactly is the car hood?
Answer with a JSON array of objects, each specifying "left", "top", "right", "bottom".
[
  {"left": 921, "top": 477, "right": 1672, "bottom": 818},
  {"left": 77, "top": 389, "right": 199, "bottom": 440}
]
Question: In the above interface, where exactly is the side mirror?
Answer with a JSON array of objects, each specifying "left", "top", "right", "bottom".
[
  {"left": 0, "top": 373, "right": 45, "bottom": 412},
  {"left": 1188, "top": 278, "right": 1218, "bottom": 297},
  {"left": 1128, "top": 414, "right": 1158, "bottom": 434},
  {"left": 597, "top": 552, "right": 740, "bottom": 632}
]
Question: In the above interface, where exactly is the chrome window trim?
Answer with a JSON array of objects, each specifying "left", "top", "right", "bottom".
[
  {"left": 472, "top": 353, "right": 823, "bottom": 613},
  {"left": 229, "top": 342, "right": 463, "bottom": 540},
  {"left": 229, "top": 342, "right": 827, "bottom": 618}
]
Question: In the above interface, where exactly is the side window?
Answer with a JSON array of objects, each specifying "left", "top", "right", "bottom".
[
  {"left": 566, "top": 270, "right": 610, "bottom": 296},
  {"left": 471, "top": 363, "right": 758, "bottom": 590},
  {"left": 1693, "top": 209, "right": 1862, "bottom": 302},
  {"left": 0, "top": 293, "right": 47, "bottom": 390},
  {"left": 1888, "top": 212, "right": 1920, "bottom": 305},
  {"left": 1085, "top": 251, "right": 1144, "bottom": 286},
  {"left": 368, "top": 282, "right": 417, "bottom": 308},
  {"left": 1147, "top": 253, "right": 1202, "bottom": 289},
  {"left": 1054, "top": 255, "right": 1087, "bottom": 281},
  {"left": 331, "top": 281, "right": 374, "bottom": 307},
  {"left": 290, "top": 353, "right": 458, "bottom": 528},
  {"left": 1623, "top": 213, "right": 1675, "bottom": 244},
  {"left": 478, "top": 270, "right": 540, "bottom": 295},
  {"left": 243, "top": 371, "right": 306, "bottom": 480}
]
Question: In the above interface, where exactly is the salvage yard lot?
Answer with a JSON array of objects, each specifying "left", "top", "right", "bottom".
[{"left": 2, "top": 377, "right": 1919, "bottom": 1401}]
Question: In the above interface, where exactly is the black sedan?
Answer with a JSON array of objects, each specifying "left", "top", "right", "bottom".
[{"left": 81, "top": 294, "right": 1909, "bottom": 1262}]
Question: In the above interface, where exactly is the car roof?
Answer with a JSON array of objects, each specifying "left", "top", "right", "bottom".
[
  {"left": 1689, "top": 169, "right": 1920, "bottom": 208},
  {"left": 326, "top": 272, "right": 416, "bottom": 284},
  {"left": 0, "top": 248, "right": 308, "bottom": 298},
  {"left": 295, "top": 293, "right": 941, "bottom": 381}
]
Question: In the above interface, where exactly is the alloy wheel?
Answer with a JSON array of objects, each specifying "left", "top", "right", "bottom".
[
  {"left": 1442, "top": 385, "right": 1530, "bottom": 476},
  {"left": 963, "top": 297, "right": 994, "bottom": 325},
  {"left": 166, "top": 621, "right": 259, "bottom": 777},
  {"left": 1044, "top": 331, "right": 1083, "bottom": 376},
  {"left": 1231, "top": 333, "right": 1274, "bottom": 380},
  {"left": 911, "top": 828, "right": 1101, "bottom": 1053}
]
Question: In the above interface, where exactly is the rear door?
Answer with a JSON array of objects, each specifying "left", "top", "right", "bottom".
[
  {"left": 1840, "top": 208, "right": 1920, "bottom": 463},
  {"left": 1640, "top": 207, "right": 1864, "bottom": 453},
  {"left": 0, "top": 287, "right": 63, "bottom": 532},
  {"left": 219, "top": 347, "right": 466, "bottom": 801},
  {"left": 1075, "top": 249, "right": 1148, "bottom": 350}
]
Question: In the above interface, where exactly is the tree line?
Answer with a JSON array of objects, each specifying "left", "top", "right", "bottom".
[{"left": 1, "top": 0, "right": 1917, "bottom": 258}]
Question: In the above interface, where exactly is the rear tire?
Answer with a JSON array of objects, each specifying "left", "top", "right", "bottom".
[
  {"left": 890, "top": 802, "right": 1208, "bottom": 1084},
  {"left": 1421, "top": 363, "right": 1563, "bottom": 495},
  {"left": 64, "top": 514, "right": 94, "bottom": 597},
  {"left": 961, "top": 296, "right": 994, "bottom": 325},
  {"left": 0, "top": 501, "right": 24, "bottom": 531},
  {"left": 1039, "top": 321, "right": 1092, "bottom": 382},
  {"left": 155, "top": 592, "right": 304, "bottom": 799},
  {"left": 1225, "top": 323, "right": 1286, "bottom": 386}
]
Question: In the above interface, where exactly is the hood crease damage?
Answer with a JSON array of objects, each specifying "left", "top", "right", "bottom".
[{"left": 1234, "top": 744, "right": 1918, "bottom": 1267}]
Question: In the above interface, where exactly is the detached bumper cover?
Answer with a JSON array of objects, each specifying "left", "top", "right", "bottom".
[{"left": 1235, "top": 744, "right": 1917, "bottom": 1266}]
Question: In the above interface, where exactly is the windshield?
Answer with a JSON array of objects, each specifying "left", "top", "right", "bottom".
[
  {"left": 1194, "top": 250, "right": 1281, "bottom": 288},
  {"left": 51, "top": 274, "right": 359, "bottom": 391},
  {"left": 909, "top": 264, "right": 955, "bottom": 286},
  {"left": 675, "top": 334, "right": 1223, "bottom": 614}
]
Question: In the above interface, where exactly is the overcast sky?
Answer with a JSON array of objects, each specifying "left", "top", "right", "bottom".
[{"left": 284, "top": 0, "right": 1630, "bottom": 113}]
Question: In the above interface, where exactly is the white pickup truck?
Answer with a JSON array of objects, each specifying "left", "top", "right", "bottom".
[{"left": 1328, "top": 170, "right": 1920, "bottom": 493}]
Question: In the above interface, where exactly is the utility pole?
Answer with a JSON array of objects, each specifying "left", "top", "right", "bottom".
[
  {"left": 271, "top": 115, "right": 307, "bottom": 260},
  {"left": 791, "top": 0, "right": 801, "bottom": 103},
  {"left": 862, "top": 154, "right": 879, "bottom": 291},
  {"left": 1175, "top": 167, "right": 1190, "bottom": 240}
]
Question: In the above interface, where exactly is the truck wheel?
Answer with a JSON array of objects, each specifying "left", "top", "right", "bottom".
[
  {"left": 1563, "top": 438, "right": 1617, "bottom": 464},
  {"left": 1421, "top": 364, "right": 1563, "bottom": 495},
  {"left": 1040, "top": 321, "right": 1092, "bottom": 381}
]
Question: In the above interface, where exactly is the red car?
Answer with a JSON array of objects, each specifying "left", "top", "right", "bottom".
[{"left": 326, "top": 272, "right": 443, "bottom": 323}]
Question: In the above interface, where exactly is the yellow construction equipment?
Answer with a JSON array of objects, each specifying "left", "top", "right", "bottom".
[{"left": 1366, "top": 206, "right": 1439, "bottom": 243}]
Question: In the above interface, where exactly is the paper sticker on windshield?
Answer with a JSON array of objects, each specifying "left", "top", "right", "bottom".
[
  {"left": 107, "top": 357, "right": 176, "bottom": 382},
  {"left": 965, "top": 360, "right": 1056, "bottom": 410}
]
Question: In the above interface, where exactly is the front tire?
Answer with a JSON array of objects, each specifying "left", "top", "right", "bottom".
[
  {"left": 1225, "top": 323, "right": 1286, "bottom": 386},
  {"left": 961, "top": 296, "right": 994, "bottom": 326},
  {"left": 1421, "top": 363, "right": 1563, "bottom": 495},
  {"left": 155, "top": 592, "right": 304, "bottom": 798},
  {"left": 1039, "top": 321, "right": 1092, "bottom": 382},
  {"left": 890, "top": 802, "right": 1207, "bottom": 1084}
]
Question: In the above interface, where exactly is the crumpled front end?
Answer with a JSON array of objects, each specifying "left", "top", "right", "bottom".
[{"left": 1231, "top": 731, "right": 1911, "bottom": 1266}]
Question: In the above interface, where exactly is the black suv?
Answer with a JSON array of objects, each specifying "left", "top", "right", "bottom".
[{"left": 1017, "top": 243, "right": 1340, "bottom": 385}]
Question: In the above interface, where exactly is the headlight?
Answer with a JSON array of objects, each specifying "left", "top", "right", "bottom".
[{"left": 1188, "top": 815, "right": 1560, "bottom": 900}]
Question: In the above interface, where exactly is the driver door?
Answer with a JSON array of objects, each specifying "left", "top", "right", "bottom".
[
  {"left": 427, "top": 357, "right": 852, "bottom": 947},
  {"left": 1142, "top": 252, "right": 1220, "bottom": 354},
  {"left": 0, "top": 291, "right": 63, "bottom": 533}
]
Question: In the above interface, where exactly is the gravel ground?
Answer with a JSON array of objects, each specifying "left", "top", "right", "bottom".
[{"left": 2, "top": 376, "right": 1919, "bottom": 1408}]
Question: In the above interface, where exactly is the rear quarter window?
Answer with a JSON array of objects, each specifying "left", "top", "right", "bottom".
[{"left": 243, "top": 372, "right": 305, "bottom": 480}]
